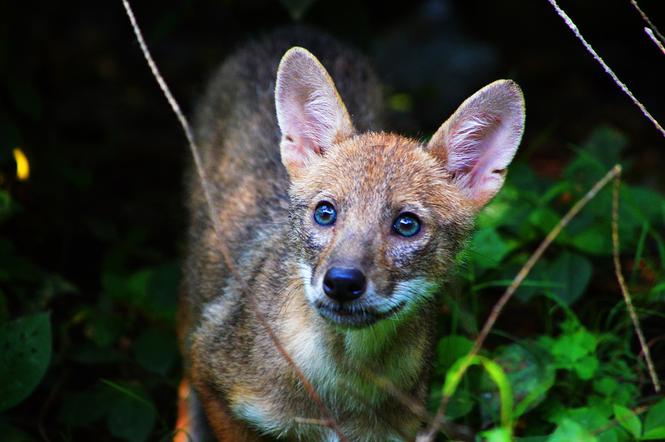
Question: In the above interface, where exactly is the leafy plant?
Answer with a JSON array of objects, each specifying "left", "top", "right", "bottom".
[
  {"left": 1, "top": 94, "right": 663, "bottom": 442},
  {"left": 429, "top": 127, "right": 665, "bottom": 440}
]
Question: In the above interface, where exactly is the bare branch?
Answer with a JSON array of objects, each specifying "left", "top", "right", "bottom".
[
  {"left": 611, "top": 169, "right": 661, "bottom": 392},
  {"left": 420, "top": 165, "right": 623, "bottom": 441},
  {"left": 119, "top": 1, "right": 347, "bottom": 439},
  {"left": 645, "top": 27, "right": 665, "bottom": 55},
  {"left": 629, "top": 0, "right": 665, "bottom": 46},
  {"left": 547, "top": 0, "right": 665, "bottom": 138}
]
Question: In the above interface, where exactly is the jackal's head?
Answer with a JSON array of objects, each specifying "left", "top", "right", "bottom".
[{"left": 275, "top": 47, "right": 525, "bottom": 328}]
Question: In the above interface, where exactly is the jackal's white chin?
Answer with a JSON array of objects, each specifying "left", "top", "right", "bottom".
[{"left": 313, "top": 299, "right": 407, "bottom": 328}]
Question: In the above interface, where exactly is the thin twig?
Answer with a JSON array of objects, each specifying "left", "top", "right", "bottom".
[
  {"left": 547, "top": 0, "right": 665, "bottom": 138},
  {"left": 119, "top": 1, "right": 347, "bottom": 439},
  {"left": 645, "top": 28, "right": 665, "bottom": 55},
  {"left": 629, "top": 0, "right": 665, "bottom": 46},
  {"left": 611, "top": 169, "right": 661, "bottom": 392},
  {"left": 420, "top": 165, "right": 623, "bottom": 441}
]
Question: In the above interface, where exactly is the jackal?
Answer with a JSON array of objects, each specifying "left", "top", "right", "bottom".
[{"left": 178, "top": 28, "right": 525, "bottom": 441}]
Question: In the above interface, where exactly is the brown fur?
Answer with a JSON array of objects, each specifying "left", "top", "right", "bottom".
[{"left": 179, "top": 27, "right": 522, "bottom": 441}]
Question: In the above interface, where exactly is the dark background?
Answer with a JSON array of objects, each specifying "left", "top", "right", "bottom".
[
  {"left": 1, "top": 0, "right": 664, "bottom": 439},
  {"left": 3, "top": 0, "right": 665, "bottom": 306}
]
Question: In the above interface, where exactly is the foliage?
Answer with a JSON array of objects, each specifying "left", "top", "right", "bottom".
[
  {"left": 0, "top": 1, "right": 663, "bottom": 437},
  {"left": 430, "top": 127, "right": 665, "bottom": 440},
  {"left": 0, "top": 180, "right": 179, "bottom": 440},
  {"left": 6, "top": 92, "right": 664, "bottom": 442}
]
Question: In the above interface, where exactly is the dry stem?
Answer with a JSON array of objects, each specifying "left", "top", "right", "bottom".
[
  {"left": 547, "top": 0, "right": 665, "bottom": 138},
  {"left": 119, "top": 1, "right": 347, "bottom": 439},
  {"left": 611, "top": 170, "right": 661, "bottom": 392},
  {"left": 645, "top": 28, "right": 665, "bottom": 55},
  {"left": 629, "top": 0, "right": 665, "bottom": 46}
]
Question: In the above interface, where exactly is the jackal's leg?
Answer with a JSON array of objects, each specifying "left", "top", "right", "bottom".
[
  {"left": 188, "top": 379, "right": 267, "bottom": 442},
  {"left": 175, "top": 379, "right": 215, "bottom": 442}
]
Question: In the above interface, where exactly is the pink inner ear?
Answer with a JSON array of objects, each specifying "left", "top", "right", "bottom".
[
  {"left": 470, "top": 118, "right": 514, "bottom": 183},
  {"left": 427, "top": 79, "right": 524, "bottom": 206},
  {"left": 447, "top": 114, "right": 495, "bottom": 177},
  {"left": 279, "top": 85, "right": 342, "bottom": 158},
  {"left": 281, "top": 101, "right": 323, "bottom": 156},
  {"left": 447, "top": 110, "right": 520, "bottom": 202},
  {"left": 275, "top": 47, "right": 356, "bottom": 176}
]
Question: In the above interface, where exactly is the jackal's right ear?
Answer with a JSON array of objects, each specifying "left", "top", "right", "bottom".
[
  {"left": 275, "top": 47, "right": 355, "bottom": 178},
  {"left": 427, "top": 80, "right": 525, "bottom": 210}
]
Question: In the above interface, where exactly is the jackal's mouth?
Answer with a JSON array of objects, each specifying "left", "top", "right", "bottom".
[{"left": 313, "top": 300, "right": 407, "bottom": 328}]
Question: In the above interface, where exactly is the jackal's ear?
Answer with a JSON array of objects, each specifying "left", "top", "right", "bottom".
[
  {"left": 275, "top": 47, "right": 355, "bottom": 177},
  {"left": 427, "top": 80, "right": 525, "bottom": 209}
]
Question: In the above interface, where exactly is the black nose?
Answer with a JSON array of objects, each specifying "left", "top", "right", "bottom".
[{"left": 323, "top": 267, "right": 367, "bottom": 302}]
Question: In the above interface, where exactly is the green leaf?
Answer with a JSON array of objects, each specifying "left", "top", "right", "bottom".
[
  {"left": 0, "top": 312, "right": 52, "bottom": 411},
  {"left": 548, "top": 251, "right": 593, "bottom": 305},
  {"left": 85, "top": 312, "right": 124, "bottom": 348},
  {"left": 470, "top": 228, "right": 517, "bottom": 269},
  {"left": 447, "top": 387, "right": 475, "bottom": 419},
  {"left": 574, "top": 354, "right": 599, "bottom": 380},
  {"left": 529, "top": 206, "right": 561, "bottom": 234},
  {"left": 568, "top": 225, "right": 611, "bottom": 255},
  {"left": 104, "top": 381, "right": 156, "bottom": 442},
  {"left": 551, "top": 327, "right": 597, "bottom": 364},
  {"left": 590, "top": 367, "right": 638, "bottom": 407},
  {"left": 649, "top": 280, "right": 665, "bottom": 302},
  {"left": 443, "top": 355, "right": 514, "bottom": 430},
  {"left": 435, "top": 336, "right": 473, "bottom": 376},
  {"left": 481, "top": 343, "right": 554, "bottom": 420},
  {"left": 593, "top": 377, "right": 619, "bottom": 397},
  {"left": 612, "top": 404, "right": 641, "bottom": 438},
  {"left": 480, "top": 427, "right": 512, "bottom": 442},
  {"left": 549, "top": 405, "right": 611, "bottom": 431},
  {"left": 504, "top": 344, "right": 555, "bottom": 417},
  {"left": 134, "top": 328, "right": 177, "bottom": 375},
  {"left": 642, "top": 427, "right": 665, "bottom": 440},
  {"left": 547, "top": 418, "right": 598, "bottom": 442},
  {"left": 623, "top": 186, "right": 665, "bottom": 226},
  {"left": 58, "top": 384, "right": 113, "bottom": 427},
  {"left": 643, "top": 398, "right": 665, "bottom": 440},
  {"left": 513, "top": 260, "right": 554, "bottom": 302}
]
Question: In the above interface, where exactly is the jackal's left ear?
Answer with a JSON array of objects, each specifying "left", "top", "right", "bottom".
[
  {"left": 275, "top": 47, "right": 355, "bottom": 178},
  {"left": 427, "top": 80, "right": 525, "bottom": 209}
]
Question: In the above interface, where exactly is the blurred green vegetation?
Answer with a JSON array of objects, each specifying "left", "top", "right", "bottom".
[
  {"left": 428, "top": 127, "right": 665, "bottom": 440},
  {"left": 1, "top": 0, "right": 664, "bottom": 441}
]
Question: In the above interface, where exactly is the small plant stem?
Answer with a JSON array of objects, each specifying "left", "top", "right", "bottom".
[
  {"left": 629, "top": 0, "right": 665, "bottom": 46},
  {"left": 612, "top": 169, "right": 661, "bottom": 392},
  {"left": 547, "top": 0, "right": 665, "bottom": 138},
  {"left": 645, "top": 27, "right": 665, "bottom": 55}
]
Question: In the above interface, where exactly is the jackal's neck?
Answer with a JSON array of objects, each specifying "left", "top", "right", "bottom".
[{"left": 277, "top": 266, "right": 434, "bottom": 403}]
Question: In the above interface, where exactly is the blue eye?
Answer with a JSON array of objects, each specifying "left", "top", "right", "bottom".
[
  {"left": 314, "top": 202, "right": 337, "bottom": 226},
  {"left": 392, "top": 212, "right": 421, "bottom": 237}
]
